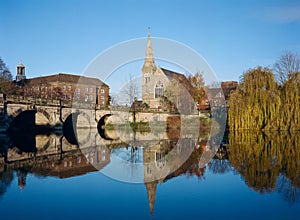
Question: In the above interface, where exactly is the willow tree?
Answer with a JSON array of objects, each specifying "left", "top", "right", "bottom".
[
  {"left": 280, "top": 72, "right": 300, "bottom": 130},
  {"left": 228, "top": 67, "right": 280, "bottom": 130}
]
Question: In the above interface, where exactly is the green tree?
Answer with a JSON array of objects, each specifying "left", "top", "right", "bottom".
[
  {"left": 228, "top": 63, "right": 299, "bottom": 131},
  {"left": 228, "top": 67, "right": 280, "bottom": 130}
]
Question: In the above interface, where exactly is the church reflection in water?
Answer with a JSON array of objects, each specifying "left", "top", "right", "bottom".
[
  {"left": 0, "top": 125, "right": 211, "bottom": 213},
  {"left": 1, "top": 128, "right": 300, "bottom": 214}
]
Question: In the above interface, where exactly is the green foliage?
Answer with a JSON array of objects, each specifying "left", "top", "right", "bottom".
[{"left": 228, "top": 66, "right": 299, "bottom": 131}]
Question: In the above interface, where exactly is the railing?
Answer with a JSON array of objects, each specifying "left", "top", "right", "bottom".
[
  {"left": 3, "top": 95, "right": 111, "bottom": 110},
  {"left": 1, "top": 94, "right": 201, "bottom": 114}
]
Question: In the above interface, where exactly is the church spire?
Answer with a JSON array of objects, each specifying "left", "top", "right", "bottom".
[
  {"left": 142, "top": 27, "right": 156, "bottom": 74},
  {"left": 145, "top": 181, "right": 158, "bottom": 216}
]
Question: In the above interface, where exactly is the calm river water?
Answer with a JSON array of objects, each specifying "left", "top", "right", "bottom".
[{"left": 0, "top": 129, "right": 299, "bottom": 220}]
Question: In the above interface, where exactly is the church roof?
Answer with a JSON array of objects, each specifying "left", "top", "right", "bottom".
[
  {"left": 160, "top": 67, "right": 192, "bottom": 91},
  {"left": 27, "top": 73, "right": 109, "bottom": 87}
]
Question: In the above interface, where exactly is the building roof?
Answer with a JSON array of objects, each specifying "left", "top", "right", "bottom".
[
  {"left": 26, "top": 73, "right": 109, "bottom": 87},
  {"left": 221, "top": 81, "right": 238, "bottom": 100},
  {"left": 17, "top": 61, "right": 25, "bottom": 68},
  {"left": 160, "top": 67, "right": 192, "bottom": 91}
]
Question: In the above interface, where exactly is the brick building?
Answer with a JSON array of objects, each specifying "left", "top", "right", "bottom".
[{"left": 23, "top": 73, "right": 109, "bottom": 106}]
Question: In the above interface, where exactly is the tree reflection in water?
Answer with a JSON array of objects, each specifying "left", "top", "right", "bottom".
[{"left": 229, "top": 131, "right": 300, "bottom": 203}]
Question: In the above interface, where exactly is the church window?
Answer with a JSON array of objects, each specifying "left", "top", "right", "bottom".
[
  {"left": 155, "top": 81, "right": 164, "bottom": 98},
  {"left": 155, "top": 152, "right": 166, "bottom": 169},
  {"left": 145, "top": 76, "right": 150, "bottom": 84}
]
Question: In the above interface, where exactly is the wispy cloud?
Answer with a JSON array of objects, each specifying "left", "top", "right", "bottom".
[{"left": 256, "top": 4, "right": 300, "bottom": 23}]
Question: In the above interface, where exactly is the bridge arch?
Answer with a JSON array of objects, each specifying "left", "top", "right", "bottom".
[
  {"left": 97, "top": 114, "right": 115, "bottom": 140},
  {"left": 63, "top": 112, "right": 79, "bottom": 145},
  {"left": 8, "top": 110, "right": 36, "bottom": 132},
  {"left": 35, "top": 108, "right": 52, "bottom": 125},
  {"left": 98, "top": 114, "right": 112, "bottom": 129},
  {"left": 11, "top": 108, "right": 26, "bottom": 118}
]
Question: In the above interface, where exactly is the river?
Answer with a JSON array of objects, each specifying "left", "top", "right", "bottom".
[{"left": 0, "top": 129, "right": 299, "bottom": 219}]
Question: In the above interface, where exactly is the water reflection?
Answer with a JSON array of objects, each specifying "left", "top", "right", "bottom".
[
  {"left": 0, "top": 129, "right": 300, "bottom": 213},
  {"left": 229, "top": 131, "right": 300, "bottom": 203}
]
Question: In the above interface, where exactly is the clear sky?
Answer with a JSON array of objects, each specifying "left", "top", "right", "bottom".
[{"left": 0, "top": 0, "right": 299, "bottom": 83}]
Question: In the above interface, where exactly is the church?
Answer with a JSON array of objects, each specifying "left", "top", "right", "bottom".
[{"left": 141, "top": 30, "right": 192, "bottom": 110}]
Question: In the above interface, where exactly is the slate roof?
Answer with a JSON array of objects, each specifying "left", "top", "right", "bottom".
[
  {"left": 27, "top": 73, "right": 109, "bottom": 87},
  {"left": 160, "top": 67, "right": 192, "bottom": 90}
]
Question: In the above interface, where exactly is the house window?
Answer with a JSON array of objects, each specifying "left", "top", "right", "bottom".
[
  {"left": 89, "top": 95, "right": 93, "bottom": 102},
  {"left": 100, "top": 88, "right": 105, "bottom": 93},
  {"left": 62, "top": 94, "right": 66, "bottom": 99},
  {"left": 63, "top": 85, "right": 66, "bottom": 91},
  {"left": 155, "top": 81, "right": 164, "bottom": 98},
  {"left": 68, "top": 85, "right": 72, "bottom": 91},
  {"left": 76, "top": 88, "right": 80, "bottom": 95},
  {"left": 100, "top": 96, "right": 104, "bottom": 101},
  {"left": 90, "top": 88, "right": 93, "bottom": 93},
  {"left": 86, "top": 88, "right": 89, "bottom": 93}
]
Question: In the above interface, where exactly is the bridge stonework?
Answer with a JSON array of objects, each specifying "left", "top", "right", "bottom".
[{"left": 1, "top": 96, "right": 200, "bottom": 132}]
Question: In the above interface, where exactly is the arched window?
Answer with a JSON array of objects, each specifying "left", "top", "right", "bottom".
[
  {"left": 155, "top": 152, "right": 166, "bottom": 169},
  {"left": 155, "top": 81, "right": 164, "bottom": 98}
]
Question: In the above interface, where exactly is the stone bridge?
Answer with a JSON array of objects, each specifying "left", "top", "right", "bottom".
[{"left": 0, "top": 95, "right": 199, "bottom": 133}]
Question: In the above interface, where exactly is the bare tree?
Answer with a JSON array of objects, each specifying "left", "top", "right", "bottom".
[
  {"left": 0, "top": 57, "right": 20, "bottom": 95},
  {"left": 0, "top": 57, "right": 12, "bottom": 81},
  {"left": 117, "top": 74, "right": 141, "bottom": 106},
  {"left": 274, "top": 51, "right": 300, "bottom": 84}
]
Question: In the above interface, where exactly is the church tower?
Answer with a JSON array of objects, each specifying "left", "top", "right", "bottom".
[
  {"left": 142, "top": 28, "right": 157, "bottom": 106},
  {"left": 142, "top": 28, "right": 156, "bottom": 74},
  {"left": 16, "top": 61, "right": 26, "bottom": 82}
]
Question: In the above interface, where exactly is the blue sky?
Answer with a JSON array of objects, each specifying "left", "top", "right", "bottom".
[{"left": 0, "top": 0, "right": 299, "bottom": 84}]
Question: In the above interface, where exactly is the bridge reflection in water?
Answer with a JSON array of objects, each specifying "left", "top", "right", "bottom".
[
  {"left": 1, "top": 129, "right": 300, "bottom": 215},
  {"left": 0, "top": 124, "right": 213, "bottom": 214}
]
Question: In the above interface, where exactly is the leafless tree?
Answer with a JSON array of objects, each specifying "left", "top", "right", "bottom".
[
  {"left": 0, "top": 57, "right": 12, "bottom": 81},
  {"left": 274, "top": 51, "right": 300, "bottom": 84},
  {"left": 116, "top": 74, "right": 141, "bottom": 106}
]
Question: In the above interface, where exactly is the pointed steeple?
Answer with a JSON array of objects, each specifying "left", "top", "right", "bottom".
[
  {"left": 145, "top": 181, "right": 158, "bottom": 216},
  {"left": 142, "top": 27, "right": 156, "bottom": 74}
]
